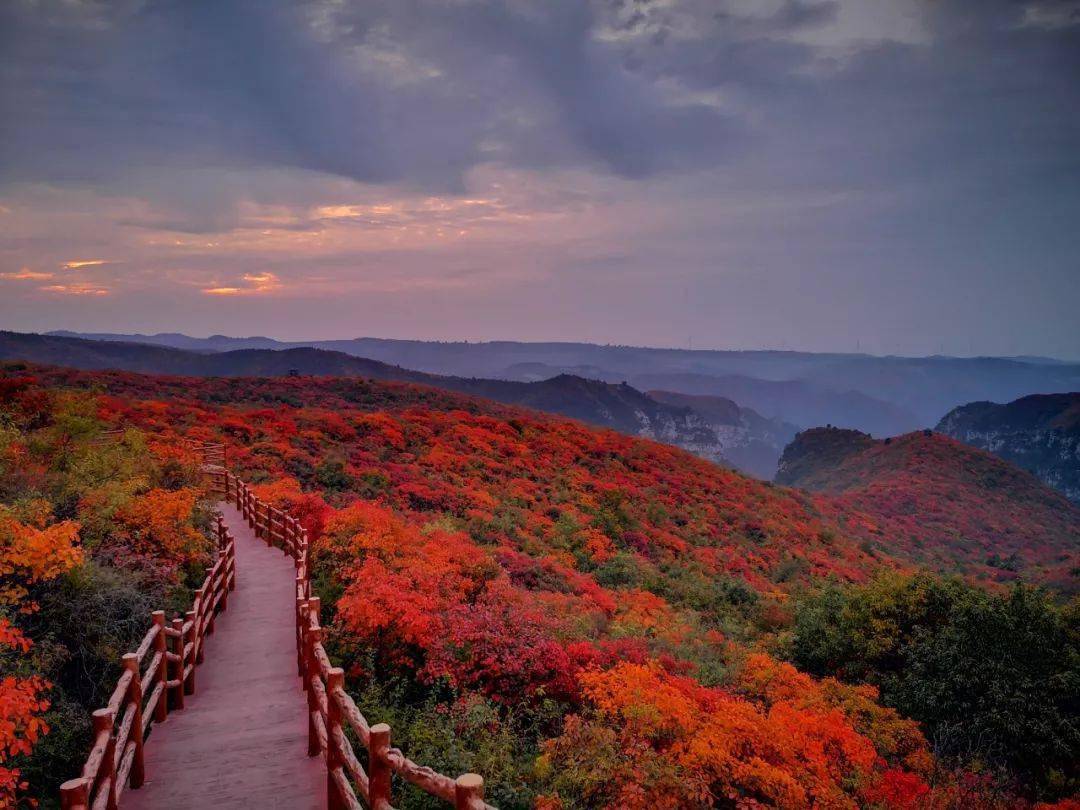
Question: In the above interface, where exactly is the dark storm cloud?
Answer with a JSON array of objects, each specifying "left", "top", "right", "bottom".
[
  {"left": 4, "top": 0, "right": 1076, "bottom": 199},
  {"left": 0, "top": 0, "right": 746, "bottom": 192}
]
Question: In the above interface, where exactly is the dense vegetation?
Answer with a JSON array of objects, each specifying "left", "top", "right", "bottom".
[
  {"left": 776, "top": 427, "right": 1080, "bottom": 590},
  {"left": 0, "top": 373, "right": 213, "bottom": 807},
  {"left": 3, "top": 363, "right": 1078, "bottom": 808},
  {"left": 791, "top": 574, "right": 1079, "bottom": 798}
]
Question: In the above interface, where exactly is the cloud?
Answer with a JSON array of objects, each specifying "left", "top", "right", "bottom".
[
  {"left": 202, "top": 271, "right": 281, "bottom": 296},
  {"left": 39, "top": 283, "right": 109, "bottom": 296},
  {"left": 62, "top": 259, "right": 110, "bottom": 270},
  {"left": 0, "top": 0, "right": 1077, "bottom": 357},
  {"left": 1, "top": 268, "right": 53, "bottom": 280}
]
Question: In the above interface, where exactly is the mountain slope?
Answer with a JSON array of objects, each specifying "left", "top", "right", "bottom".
[
  {"left": 938, "top": 393, "right": 1080, "bottom": 503},
  {"left": 776, "top": 427, "right": 1080, "bottom": 589},
  {"left": 0, "top": 332, "right": 737, "bottom": 470},
  {"left": 12, "top": 361, "right": 1078, "bottom": 591}
]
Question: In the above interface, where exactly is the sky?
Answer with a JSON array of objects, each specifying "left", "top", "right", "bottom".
[{"left": 1, "top": 0, "right": 1078, "bottom": 358}]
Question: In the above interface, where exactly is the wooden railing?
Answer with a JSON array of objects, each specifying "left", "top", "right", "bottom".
[
  {"left": 216, "top": 467, "right": 493, "bottom": 810},
  {"left": 59, "top": 438, "right": 492, "bottom": 810},
  {"left": 58, "top": 514, "right": 237, "bottom": 810}
]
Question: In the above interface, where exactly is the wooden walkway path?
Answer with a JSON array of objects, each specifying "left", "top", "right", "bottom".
[{"left": 123, "top": 503, "right": 326, "bottom": 810}]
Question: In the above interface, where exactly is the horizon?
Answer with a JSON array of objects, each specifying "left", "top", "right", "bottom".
[
  {"left": 35, "top": 327, "right": 1080, "bottom": 364},
  {"left": 2, "top": 1, "right": 1079, "bottom": 360}
]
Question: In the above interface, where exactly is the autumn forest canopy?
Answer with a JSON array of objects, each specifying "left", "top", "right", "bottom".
[{"left": 1, "top": 362, "right": 1077, "bottom": 809}]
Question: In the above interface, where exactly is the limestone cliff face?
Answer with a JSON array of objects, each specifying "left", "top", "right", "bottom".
[
  {"left": 937, "top": 393, "right": 1080, "bottom": 503},
  {"left": 648, "top": 390, "right": 798, "bottom": 479}
]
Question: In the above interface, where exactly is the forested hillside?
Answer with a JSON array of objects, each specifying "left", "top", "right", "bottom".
[
  {"left": 0, "top": 331, "right": 789, "bottom": 477},
  {"left": 0, "top": 374, "right": 214, "bottom": 805},
  {"left": 776, "top": 427, "right": 1080, "bottom": 590},
  {"left": 4, "top": 364, "right": 1078, "bottom": 808}
]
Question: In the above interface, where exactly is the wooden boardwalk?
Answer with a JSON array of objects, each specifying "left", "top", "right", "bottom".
[{"left": 123, "top": 503, "right": 326, "bottom": 810}]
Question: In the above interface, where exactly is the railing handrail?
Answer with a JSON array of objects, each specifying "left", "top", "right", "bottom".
[
  {"left": 218, "top": 466, "right": 493, "bottom": 810},
  {"left": 60, "top": 437, "right": 492, "bottom": 810},
  {"left": 59, "top": 507, "right": 237, "bottom": 810}
]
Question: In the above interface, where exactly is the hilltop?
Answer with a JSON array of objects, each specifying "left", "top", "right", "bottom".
[{"left": 776, "top": 427, "right": 1080, "bottom": 588}]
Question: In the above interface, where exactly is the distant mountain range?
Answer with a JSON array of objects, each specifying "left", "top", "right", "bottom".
[
  {"left": 938, "top": 392, "right": 1080, "bottom": 503},
  {"left": 775, "top": 426, "right": 1080, "bottom": 589},
  {"left": 1, "top": 331, "right": 792, "bottom": 477},
  {"left": 634, "top": 372, "right": 918, "bottom": 437},
  {"left": 48, "top": 330, "right": 1080, "bottom": 436}
]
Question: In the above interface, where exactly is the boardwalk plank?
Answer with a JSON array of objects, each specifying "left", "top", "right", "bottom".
[{"left": 123, "top": 503, "right": 326, "bottom": 810}]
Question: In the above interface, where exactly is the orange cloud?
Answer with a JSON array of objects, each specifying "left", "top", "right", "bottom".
[
  {"left": 61, "top": 259, "right": 109, "bottom": 270},
  {"left": 1, "top": 268, "right": 53, "bottom": 280},
  {"left": 40, "top": 283, "right": 109, "bottom": 296},
  {"left": 202, "top": 272, "right": 280, "bottom": 296}
]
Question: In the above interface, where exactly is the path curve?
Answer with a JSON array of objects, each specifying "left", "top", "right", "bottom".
[{"left": 123, "top": 503, "right": 325, "bottom": 810}]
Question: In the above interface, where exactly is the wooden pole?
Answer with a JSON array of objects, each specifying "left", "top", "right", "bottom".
[
  {"left": 93, "top": 709, "right": 118, "bottom": 810},
  {"left": 295, "top": 581, "right": 307, "bottom": 676},
  {"left": 326, "top": 668, "right": 346, "bottom": 810},
  {"left": 219, "top": 553, "right": 230, "bottom": 611},
  {"left": 121, "top": 653, "right": 147, "bottom": 788},
  {"left": 184, "top": 610, "right": 198, "bottom": 691},
  {"left": 59, "top": 778, "right": 90, "bottom": 810},
  {"left": 171, "top": 617, "right": 185, "bottom": 710},
  {"left": 305, "top": 624, "right": 322, "bottom": 757},
  {"left": 228, "top": 534, "right": 237, "bottom": 591},
  {"left": 152, "top": 611, "right": 168, "bottom": 722},
  {"left": 204, "top": 570, "right": 217, "bottom": 635},
  {"left": 455, "top": 774, "right": 484, "bottom": 810},
  {"left": 369, "top": 723, "right": 392, "bottom": 810}
]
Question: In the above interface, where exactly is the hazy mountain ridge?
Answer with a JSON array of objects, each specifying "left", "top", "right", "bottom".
[
  {"left": 938, "top": 393, "right": 1080, "bottom": 503},
  {"left": 4, "top": 331, "right": 780, "bottom": 475},
  {"left": 50, "top": 330, "right": 1080, "bottom": 437},
  {"left": 633, "top": 371, "right": 920, "bottom": 437}
]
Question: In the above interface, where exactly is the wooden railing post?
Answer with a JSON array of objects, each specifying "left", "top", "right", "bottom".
[
  {"left": 305, "top": 624, "right": 322, "bottom": 758},
  {"left": 59, "top": 777, "right": 90, "bottom": 810},
  {"left": 152, "top": 611, "right": 168, "bottom": 722},
  {"left": 229, "top": 534, "right": 237, "bottom": 591},
  {"left": 184, "top": 610, "right": 197, "bottom": 693},
  {"left": 296, "top": 578, "right": 307, "bottom": 676},
  {"left": 170, "top": 617, "right": 185, "bottom": 710},
  {"left": 204, "top": 570, "right": 217, "bottom": 635},
  {"left": 369, "top": 723, "right": 392, "bottom": 810},
  {"left": 122, "top": 653, "right": 147, "bottom": 788},
  {"left": 455, "top": 774, "right": 484, "bottom": 810},
  {"left": 326, "top": 668, "right": 346, "bottom": 810},
  {"left": 94, "top": 709, "right": 118, "bottom": 810}
]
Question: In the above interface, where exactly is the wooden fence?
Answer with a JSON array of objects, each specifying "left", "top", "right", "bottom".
[
  {"left": 58, "top": 514, "right": 237, "bottom": 810},
  {"left": 60, "top": 438, "right": 492, "bottom": 810},
  {"left": 214, "top": 467, "right": 494, "bottom": 810}
]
